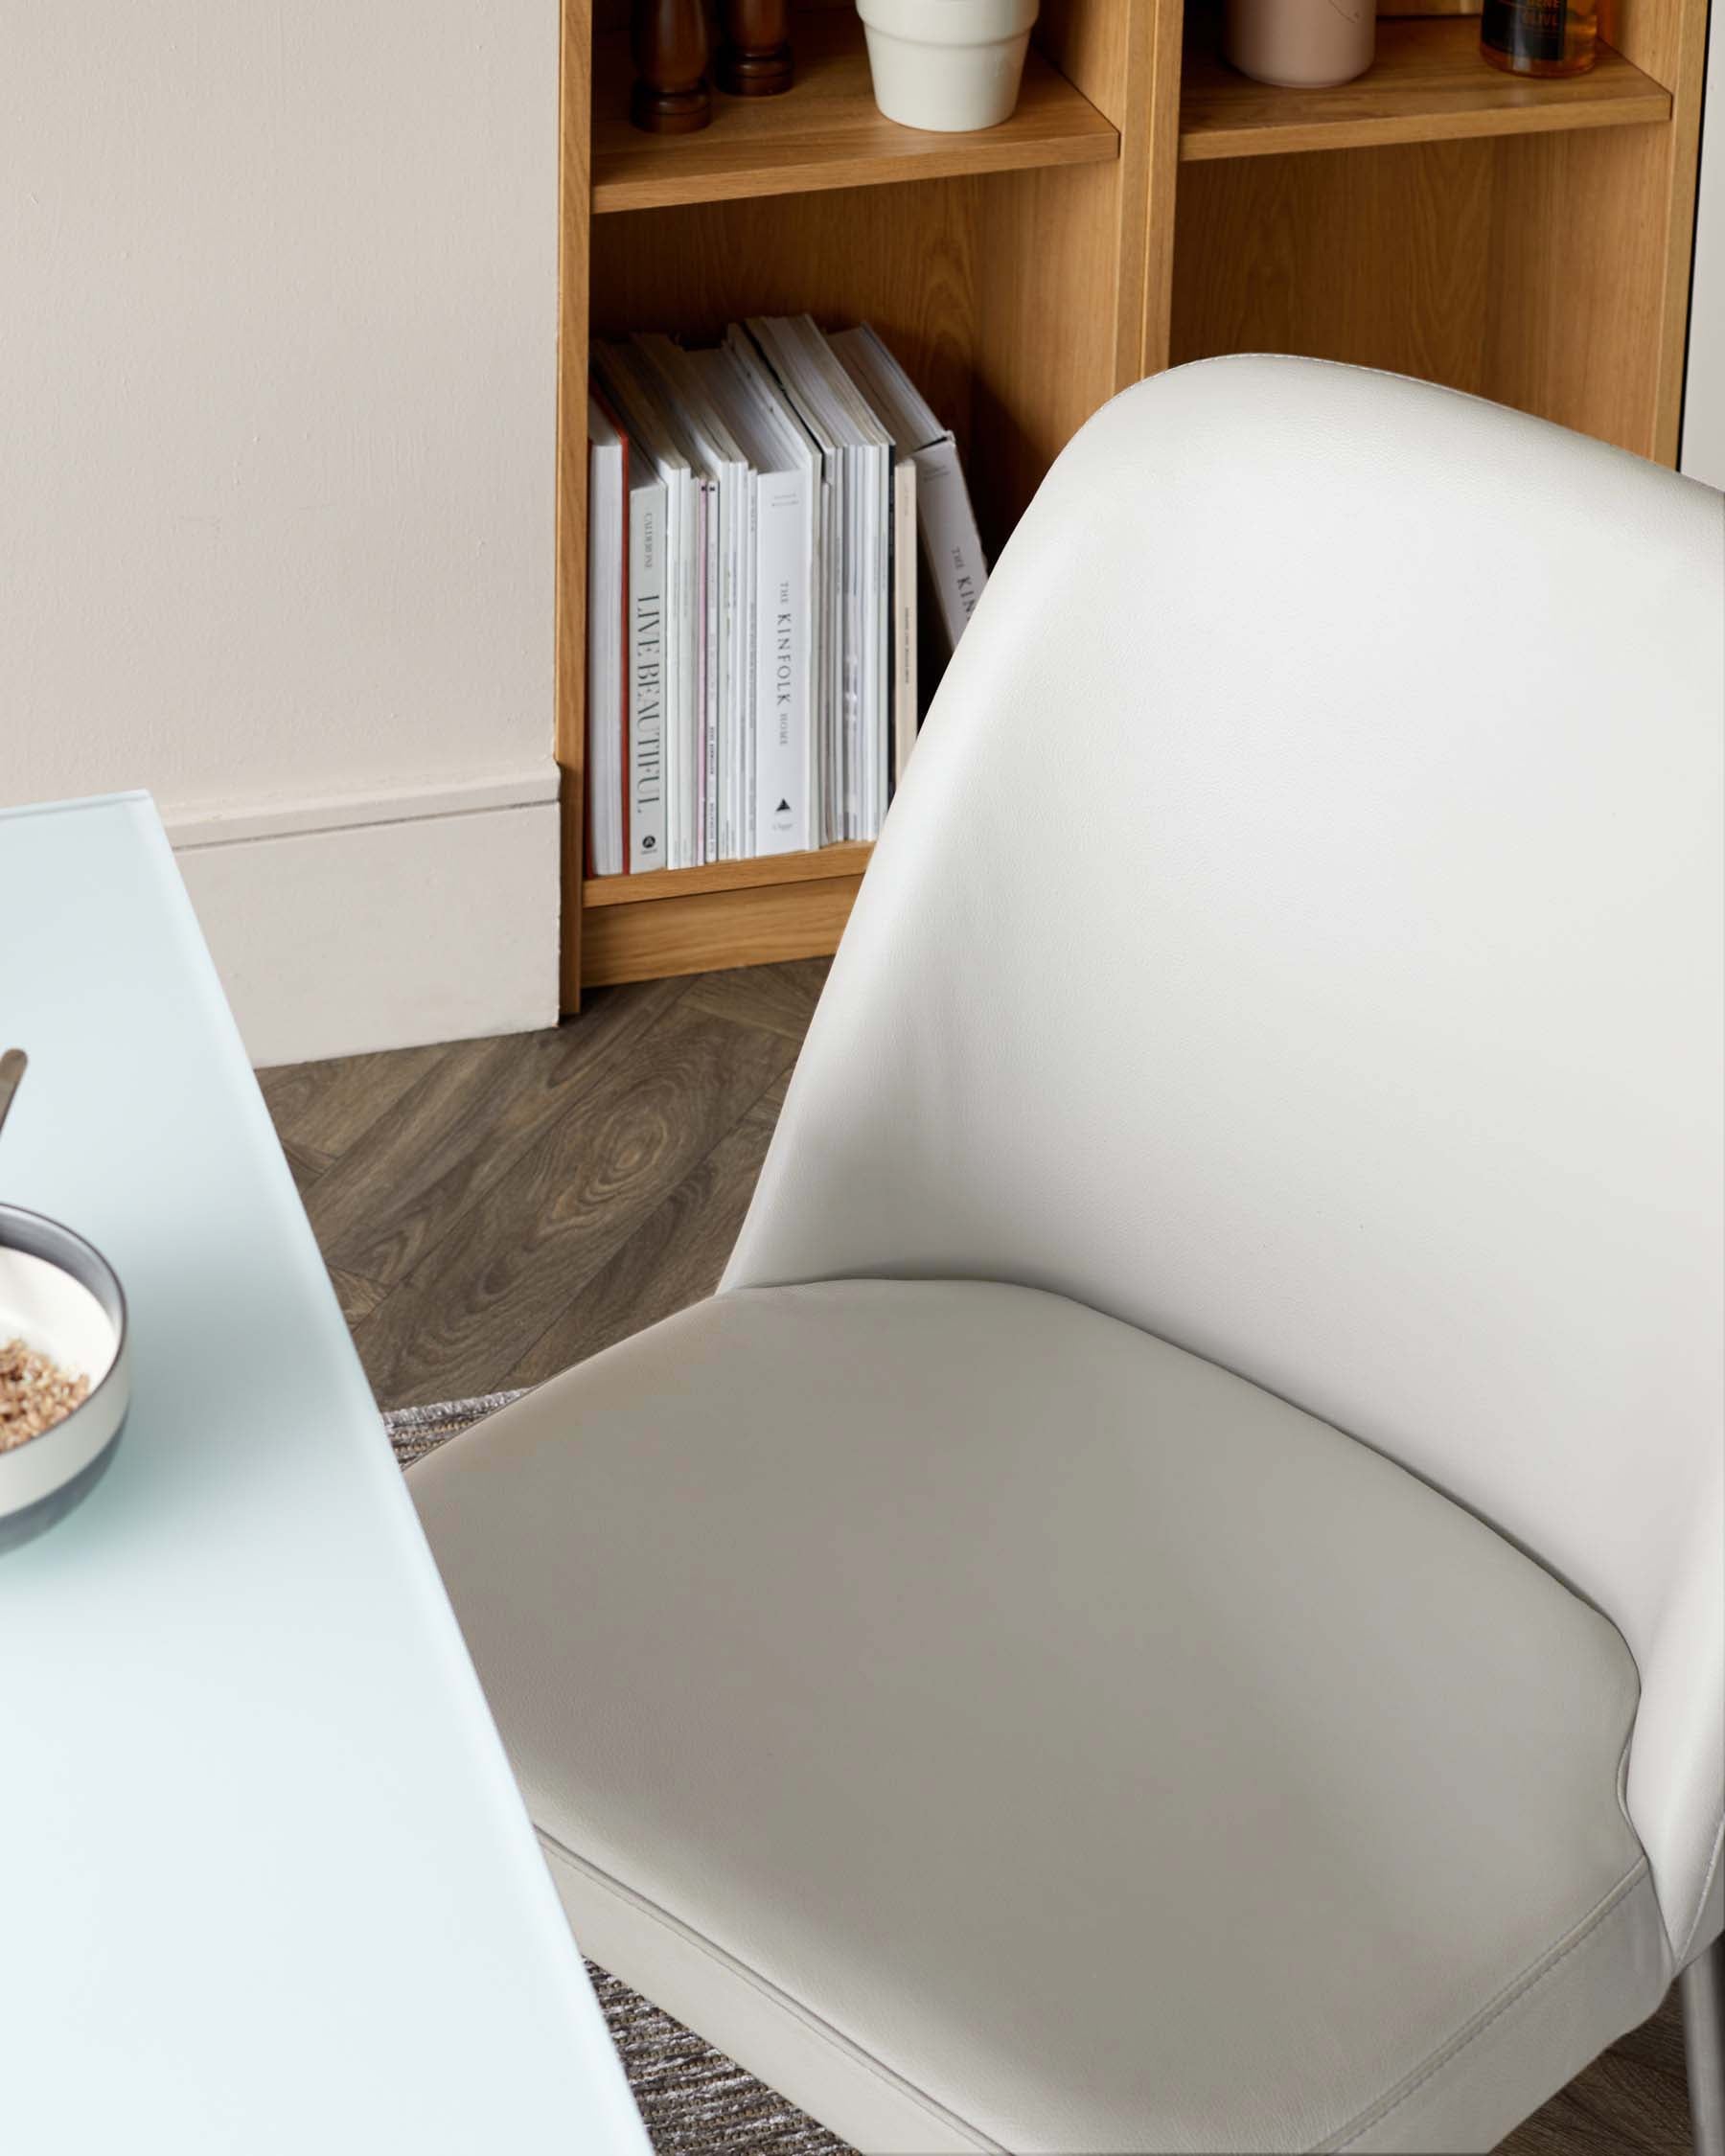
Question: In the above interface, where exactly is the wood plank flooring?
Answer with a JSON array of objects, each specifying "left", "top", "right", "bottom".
[
  {"left": 261, "top": 957, "right": 1692, "bottom": 2156},
  {"left": 261, "top": 961, "right": 826, "bottom": 1407}
]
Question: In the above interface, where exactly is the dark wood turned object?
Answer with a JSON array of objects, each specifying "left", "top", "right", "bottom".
[
  {"left": 630, "top": 0, "right": 712, "bottom": 133},
  {"left": 718, "top": 0, "right": 794, "bottom": 96}
]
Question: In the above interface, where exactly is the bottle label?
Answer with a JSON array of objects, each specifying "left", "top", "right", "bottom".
[{"left": 1483, "top": 0, "right": 1567, "bottom": 61}]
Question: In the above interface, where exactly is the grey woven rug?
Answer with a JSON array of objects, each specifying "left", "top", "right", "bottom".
[{"left": 386, "top": 1392, "right": 853, "bottom": 2156}]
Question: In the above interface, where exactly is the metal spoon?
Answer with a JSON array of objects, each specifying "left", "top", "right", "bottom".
[{"left": 0, "top": 1049, "right": 27, "bottom": 1143}]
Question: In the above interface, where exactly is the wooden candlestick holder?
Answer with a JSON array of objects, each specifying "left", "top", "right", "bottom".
[
  {"left": 630, "top": 0, "right": 712, "bottom": 133},
  {"left": 718, "top": 0, "right": 794, "bottom": 96}
]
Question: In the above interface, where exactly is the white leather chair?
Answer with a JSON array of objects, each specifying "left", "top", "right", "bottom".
[{"left": 411, "top": 356, "right": 1724, "bottom": 2155}]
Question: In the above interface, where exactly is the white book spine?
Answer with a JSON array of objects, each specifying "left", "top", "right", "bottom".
[
  {"left": 911, "top": 435, "right": 988, "bottom": 652},
  {"left": 755, "top": 467, "right": 813, "bottom": 855},
  {"left": 816, "top": 479, "right": 837, "bottom": 848},
  {"left": 892, "top": 456, "right": 917, "bottom": 794},
  {"left": 717, "top": 466, "right": 740, "bottom": 860},
  {"left": 869, "top": 439, "right": 890, "bottom": 837},
  {"left": 629, "top": 478, "right": 668, "bottom": 872},
  {"left": 743, "top": 473, "right": 758, "bottom": 859},
  {"left": 679, "top": 471, "right": 700, "bottom": 867},
  {"left": 840, "top": 447, "right": 858, "bottom": 840},
  {"left": 702, "top": 477, "right": 720, "bottom": 865},
  {"left": 692, "top": 480, "right": 706, "bottom": 866},
  {"left": 586, "top": 436, "right": 624, "bottom": 877}
]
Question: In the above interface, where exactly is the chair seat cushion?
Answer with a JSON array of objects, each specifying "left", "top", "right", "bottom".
[{"left": 409, "top": 1280, "right": 1668, "bottom": 2154}]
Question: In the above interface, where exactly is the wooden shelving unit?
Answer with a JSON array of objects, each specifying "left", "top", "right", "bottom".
[{"left": 555, "top": 0, "right": 1707, "bottom": 1006}]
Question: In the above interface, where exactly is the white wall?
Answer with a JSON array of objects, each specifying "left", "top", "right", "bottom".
[
  {"left": 0, "top": 1, "right": 561, "bottom": 1064},
  {"left": 1684, "top": 0, "right": 1723, "bottom": 486}
]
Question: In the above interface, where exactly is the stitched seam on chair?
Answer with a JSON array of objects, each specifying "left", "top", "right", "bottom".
[
  {"left": 1320, "top": 1860, "right": 1651, "bottom": 2153},
  {"left": 535, "top": 1825, "right": 1007, "bottom": 2156},
  {"left": 1675, "top": 1820, "right": 1725, "bottom": 1969}
]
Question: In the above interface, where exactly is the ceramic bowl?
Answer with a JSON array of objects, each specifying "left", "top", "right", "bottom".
[{"left": 0, "top": 1205, "right": 129, "bottom": 1554}]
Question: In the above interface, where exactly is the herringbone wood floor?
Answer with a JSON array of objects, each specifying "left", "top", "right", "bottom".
[{"left": 262, "top": 958, "right": 1692, "bottom": 2156}]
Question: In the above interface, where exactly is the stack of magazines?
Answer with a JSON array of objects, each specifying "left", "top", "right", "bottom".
[{"left": 586, "top": 317, "right": 989, "bottom": 877}]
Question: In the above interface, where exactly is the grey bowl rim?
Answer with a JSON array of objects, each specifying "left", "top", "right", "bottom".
[{"left": 0, "top": 1202, "right": 130, "bottom": 1466}]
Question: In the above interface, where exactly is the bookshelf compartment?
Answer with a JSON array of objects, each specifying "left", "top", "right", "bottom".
[
  {"left": 591, "top": 10, "right": 1119, "bottom": 214},
  {"left": 1178, "top": 13, "right": 1670, "bottom": 162},
  {"left": 576, "top": 145, "right": 1142, "bottom": 991},
  {"left": 1170, "top": 123, "right": 1676, "bottom": 457},
  {"left": 589, "top": 158, "right": 1133, "bottom": 546}
]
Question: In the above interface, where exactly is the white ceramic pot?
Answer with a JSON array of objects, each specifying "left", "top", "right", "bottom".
[
  {"left": 1224, "top": 0, "right": 1375, "bottom": 87},
  {"left": 858, "top": 0, "right": 1041, "bottom": 133}
]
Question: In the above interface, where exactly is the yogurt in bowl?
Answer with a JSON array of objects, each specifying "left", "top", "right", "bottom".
[{"left": 0, "top": 1206, "right": 129, "bottom": 1553}]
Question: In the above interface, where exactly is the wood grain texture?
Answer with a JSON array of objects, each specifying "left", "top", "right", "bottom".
[
  {"left": 589, "top": 180, "right": 981, "bottom": 463},
  {"left": 326, "top": 1265, "right": 391, "bottom": 1328},
  {"left": 1171, "top": 138, "right": 1495, "bottom": 392},
  {"left": 592, "top": 11, "right": 1118, "bottom": 213},
  {"left": 681, "top": 953, "right": 830, "bottom": 1039},
  {"left": 1596, "top": 0, "right": 1709, "bottom": 464},
  {"left": 1038, "top": 0, "right": 1136, "bottom": 124},
  {"left": 1485, "top": 124, "right": 1671, "bottom": 456},
  {"left": 506, "top": 1070, "right": 790, "bottom": 1384},
  {"left": 300, "top": 980, "right": 689, "bottom": 1293},
  {"left": 974, "top": 161, "right": 1129, "bottom": 540},
  {"left": 586, "top": 839, "right": 873, "bottom": 906},
  {"left": 1180, "top": 13, "right": 1669, "bottom": 162},
  {"left": 582, "top": 866, "right": 865, "bottom": 984},
  {"left": 269, "top": 966, "right": 811, "bottom": 1405},
  {"left": 279, "top": 1140, "right": 327, "bottom": 1204},
  {"left": 345, "top": 994, "right": 794, "bottom": 1403},
  {"left": 1601, "top": 0, "right": 1688, "bottom": 95},
  {"left": 559, "top": 0, "right": 594, "bottom": 1010},
  {"left": 1157, "top": 0, "right": 1702, "bottom": 469},
  {"left": 257, "top": 1043, "right": 449, "bottom": 1178},
  {"left": 1140, "top": 0, "right": 1191, "bottom": 373},
  {"left": 1105, "top": 0, "right": 1162, "bottom": 390}
]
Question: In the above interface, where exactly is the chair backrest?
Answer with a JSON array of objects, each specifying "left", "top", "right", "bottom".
[{"left": 724, "top": 356, "right": 1724, "bottom": 1962}]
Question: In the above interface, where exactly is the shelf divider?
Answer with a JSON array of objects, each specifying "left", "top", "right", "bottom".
[
  {"left": 585, "top": 841, "right": 876, "bottom": 907},
  {"left": 591, "top": 12, "right": 1119, "bottom": 215},
  {"left": 1179, "top": 14, "right": 1670, "bottom": 163}
]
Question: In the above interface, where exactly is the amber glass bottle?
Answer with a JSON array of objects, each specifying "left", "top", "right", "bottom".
[{"left": 1481, "top": 0, "right": 1597, "bottom": 75}]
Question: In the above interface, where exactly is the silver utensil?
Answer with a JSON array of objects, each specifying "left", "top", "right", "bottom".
[{"left": 0, "top": 1049, "right": 27, "bottom": 1143}]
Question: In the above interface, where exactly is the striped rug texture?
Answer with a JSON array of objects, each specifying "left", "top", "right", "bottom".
[{"left": 386, "top": 1392, "right": 853, "bottom": 2156}]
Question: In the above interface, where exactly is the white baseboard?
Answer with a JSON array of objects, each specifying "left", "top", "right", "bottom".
[{"left": 171, "top": 778, "right": 562, "bottom": 1067}]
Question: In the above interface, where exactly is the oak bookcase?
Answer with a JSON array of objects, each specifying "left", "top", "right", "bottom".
[{"left": 558, "top": 0, "right": 1706, "bottom": 1005}]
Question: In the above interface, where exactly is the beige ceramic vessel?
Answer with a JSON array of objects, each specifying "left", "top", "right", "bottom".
[{"left": 1224, "top": 0, "right": 1376, "bottom": 87}]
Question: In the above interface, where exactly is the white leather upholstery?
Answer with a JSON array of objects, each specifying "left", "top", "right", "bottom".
[
  {"left": 412, "top": 1280, "right": 1670, "bottom": 2153},
  {"left": 727, "top": 357, "right": 1725, "bottom": 1967},
  {"left": 412, "top": 359, "right": 1723, "bottom": 2151}
]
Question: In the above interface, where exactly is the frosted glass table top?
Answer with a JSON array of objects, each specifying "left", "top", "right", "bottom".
[{"left": 0, "top": 795, "right": 647, "bottom": 2156}]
